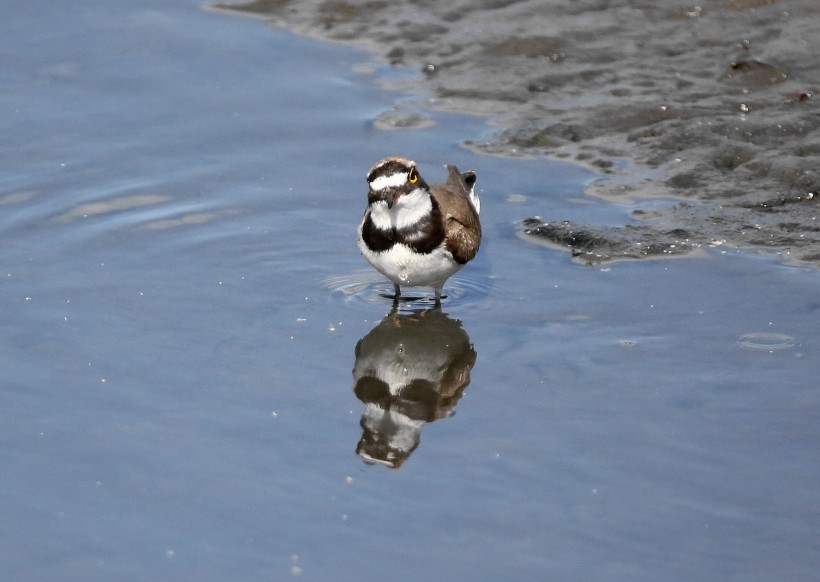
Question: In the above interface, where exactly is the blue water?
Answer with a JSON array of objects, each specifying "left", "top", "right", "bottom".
[{"left": 2, "top": 1, "right": 819, "bottom": 580}]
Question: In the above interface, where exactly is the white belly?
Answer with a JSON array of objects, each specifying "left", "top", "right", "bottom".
[{"left": 357, "top": 235, "right": 462, "bottom": 291}]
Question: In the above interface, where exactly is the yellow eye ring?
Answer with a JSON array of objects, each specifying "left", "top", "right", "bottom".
[{"left": 408, "top": 168, "right": 418, "bottom": 184}]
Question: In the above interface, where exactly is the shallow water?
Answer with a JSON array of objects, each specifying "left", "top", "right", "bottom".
[{"left": 2, "top": 1, "right": 819, "bottom": 580}]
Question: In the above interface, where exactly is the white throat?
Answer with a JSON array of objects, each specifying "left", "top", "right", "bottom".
[{"left": 370, "top": 188, "right": 432, "bottom": 231}]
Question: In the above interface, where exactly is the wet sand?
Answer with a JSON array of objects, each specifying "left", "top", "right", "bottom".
[{"left": 215, "top": 0, "right": 820, "bottom": 264}]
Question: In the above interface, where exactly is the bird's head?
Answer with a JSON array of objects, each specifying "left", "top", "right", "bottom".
[{"left": 366, "top": 157, "right": 428, "bottom": 209}]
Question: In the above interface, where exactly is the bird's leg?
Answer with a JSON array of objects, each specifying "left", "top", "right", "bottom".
[
  {"left": 392, "top": 283, "right": 401, "bottom": 305},
  {"left": 434, "top": 288, "right": 442, "bottom": 308}
]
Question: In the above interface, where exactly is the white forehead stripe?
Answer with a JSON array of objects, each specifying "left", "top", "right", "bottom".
[{"left": 369, "top": 172, "right": 408, "bottom": 191}]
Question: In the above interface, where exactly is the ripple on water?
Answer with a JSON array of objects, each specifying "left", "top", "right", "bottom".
[
  {"left": 736, "top": 332, "right": 797, "bottom": 352},
  {"left": 323, "top": 271, "right": 493, "bottom": 308}
]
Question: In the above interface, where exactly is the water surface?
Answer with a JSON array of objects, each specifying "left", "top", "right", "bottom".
[{"left": 2, "top": 1, "right": 819, "bottom": 580}]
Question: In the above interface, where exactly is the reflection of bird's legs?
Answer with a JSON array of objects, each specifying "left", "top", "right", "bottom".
[{"left": 388, "top": 304, "right": 401, "bottom": 321}]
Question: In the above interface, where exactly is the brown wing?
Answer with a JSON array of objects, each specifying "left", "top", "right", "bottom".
[{"left": 430, "top": 165, "right": 482, "bottom": 264}]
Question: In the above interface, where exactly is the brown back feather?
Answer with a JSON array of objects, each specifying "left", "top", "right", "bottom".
[{"left": 430, "top": 165, "right": 482, "bottom": 264}]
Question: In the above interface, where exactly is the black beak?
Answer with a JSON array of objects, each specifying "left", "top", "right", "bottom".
[{"left": 386, "top": 192, "right": 395, "bottom": 209}]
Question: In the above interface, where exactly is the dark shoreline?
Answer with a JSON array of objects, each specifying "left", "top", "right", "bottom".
[{"left": 214, "top": 0, "right": 820, "bottom": 265}]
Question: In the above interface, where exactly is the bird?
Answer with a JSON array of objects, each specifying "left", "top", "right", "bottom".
[{"left": 357, "top": 157, "right": 481, "bottom": 305}]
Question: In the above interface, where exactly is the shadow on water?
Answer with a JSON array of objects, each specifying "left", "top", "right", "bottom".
[{"left": 351, "top": 307, "right": 476, "bottom": 468}]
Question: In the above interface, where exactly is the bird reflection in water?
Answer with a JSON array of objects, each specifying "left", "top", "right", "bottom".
[{"left": 352, "top": 307, "right": 477, "bottom": 468}]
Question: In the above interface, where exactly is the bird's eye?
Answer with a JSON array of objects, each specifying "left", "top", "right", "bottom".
[{"left": 408, "top": 168, "right": 418, "bottom": 184}]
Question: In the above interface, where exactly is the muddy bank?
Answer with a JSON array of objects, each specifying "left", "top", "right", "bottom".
[{"left": 215, "top": 0, "right": 820, "bottom": 264}]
